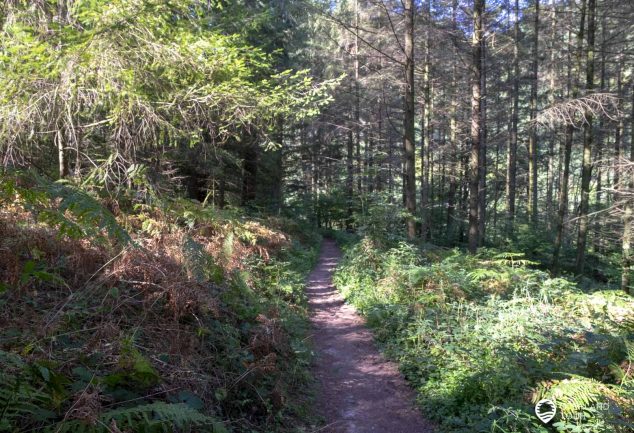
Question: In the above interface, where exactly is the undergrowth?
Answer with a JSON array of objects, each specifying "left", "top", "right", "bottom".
[
  {"left": 0, "top": 172, "right": 320, "bottom": 432},
  {"left": 333, "top": 237, "right": 634, "bottom": 433}
]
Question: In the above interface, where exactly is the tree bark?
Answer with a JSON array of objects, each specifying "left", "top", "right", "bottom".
[
  {"left": 478, "top": 33, "right": 487, "bottom": 247},
  {"left": 241, "top": 142, "right": 258, "bottom": 206},
  {"left": 506, "top": 0, "right": 519, "bottom": 233},
  {"left": 403, "top": 0, "right": 417, "bottom": 240},
  {"left": 271, "top": 119, "right": 284, "bottom": 213},
  {"left": 354, "top": 0, "right": 361, "bottom": 195},
  {"left": 446, "top": 0, "right": 459, "bottom": 243},
  {"left": 545, "top": 2, "right": 557, "bottom": 229},
  {"left": 553, "top": 0, "right": 586, "bottom": 272},
  {"left": 468, "top": 0, "right": 484, "bottom": 253},
  {"left": 621, "top": 85, "right": 634, "bottom": 294},
  {"left": 420, "top": 0, "right": 431, "bottom": 241},
  {"left": 614, "top": 60, "right": 622, "bottom": 191},
  {"left": 528, "top": 0, "right": 540, "bottom": 223},
  {"left": 553, "top": 126, "right": 573, "bottom": 273},
  {"left": 593, "top": 17, "right": 607, "bottom": 252},
  {"left": 575, "top": 0, "right": 595, "bottom": 274},
  {"left": 346, "top": 127, "right": 354, "bottom": 228},
  {"left": 57, "top": 130, "right": 68, "bottom": 179}
]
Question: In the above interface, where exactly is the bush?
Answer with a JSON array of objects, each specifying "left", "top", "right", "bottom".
[
  {"left": 0, "top": 173, "right": 321, "bottom": 433},
  {"left": 334, "top": 238, "right": 634, "bottom": 433}
]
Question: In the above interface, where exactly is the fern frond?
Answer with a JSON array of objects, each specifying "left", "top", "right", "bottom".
[
  {"left": 49, "top": 402, "right": 228, "bottom": 433},
  {"left": 0, "top": 373, "right": 55, "bottom": 429},
  {"left": 467, "top": 268, "right": 501, "bottom": 283},
  {"left": 2, "top": 174, "right": 131, "bottom": 244},
  {"left": 532, "top": 377, "right": 612, "bottom": 418},
  {"left": 488, "top": 252, "right": 538, "bottom": 268},
  {"left": 41, "top": 180, "right": 131, "bottom": 244},
  {"left": 222, "top": 232, "right": 235, "bottom": 263},
  {"left": 182, "top": 236, "right": 222, "bottom": 282},
  {"left": 183, "top": 236, "right": 210, "bottom": 281}
]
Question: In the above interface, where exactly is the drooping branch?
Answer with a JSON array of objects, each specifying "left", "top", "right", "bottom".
[{"left": 533, "top": 92, "right": 621, "bottom": 128}]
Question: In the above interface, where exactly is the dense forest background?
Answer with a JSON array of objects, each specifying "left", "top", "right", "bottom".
[
  {"left": 2, "top": 0, "right": 633, "bottom": 286},
  {"left": 0, "top": 0, "right": 633, "bottom": 432}
]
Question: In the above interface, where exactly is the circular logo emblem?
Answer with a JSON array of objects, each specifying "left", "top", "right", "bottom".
[{"left": 535, "top": 398, "right": 557, "bottom": 424}]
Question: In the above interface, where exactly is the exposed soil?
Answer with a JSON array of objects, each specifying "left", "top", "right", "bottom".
[{"left": 307, "top": 239, "right": 435, "bottom": 433}]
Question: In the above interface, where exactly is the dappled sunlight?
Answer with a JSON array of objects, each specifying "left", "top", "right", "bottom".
[
  {"left": 1, "top": 0, "right": 632, "bottom": 431},
  {"left": 307, "top": 239, "right": 435, "bottom": 432},
  {"left": 334, "top": 238, "right": 634, "bottom": 432}
]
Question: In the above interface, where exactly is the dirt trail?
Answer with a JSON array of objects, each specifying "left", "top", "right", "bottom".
[{"left": 307, "top": 239, "right": 434, "bottom": 433}]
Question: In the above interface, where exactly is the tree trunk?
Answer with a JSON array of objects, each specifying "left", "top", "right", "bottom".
[
  {"left": 446, "top": 0, "right": 459, "bottom": 243},
  {"left": 388, "top": 134, "right": 394, "bottom": 197},
  {"left": 553, "top": 0, "right": 586, "bottom": 272},
  {"left": 593, "top": 20, "right": 606, "bottom": 252},
  {"left": 468, "top": 0, "right": 484, "bottom": 253},
  {"left": 313, "top": 128, "right": 321, "bottom": 225},
  {"left": 218, "top": 175, "right": 226, "bottom": 209},
  {"left": 347, "top": 126, "right": 354, "bottom": 228},
  {"left": 506, "top": 0, "right": 519, "bottom": 233},
  {"left": 354, "top": 0, "right": 361, "bottom": 195},
  {"left": 493, "top": 97, "right": 501, "bottom": 237},
  {"left": 621, "top": 85, "right": 634, "bottom": 294},
  {"left": 57, "top": 130, "right": 68, "bottom": 179},
  {"left": 460, "top": 153, "right": 469, "bottom": 243},
  {"left": 241, "top": 142, "right": 258, "bottom": 206},
  {"left": 478, "top": 33, "right": 487, "bottom": 247},
  {"left": 546, "top": 2, "right": 558, "bottom": 230},
  {"left": 528, "top": 0, "right": 540, "bottom": 223},
  {"left": 614, "top": 60, "right": 622, "bottom": 191},
  {"left": 420, "top": 5, "right": 431, "bottom": 240},
  {"left": 575, "top": 0, "right": 595, "bottom": 274},
  {"left": 553, "top": 126, "right": 573, "bottom": 273},
  {"left": 377, "top": 93, "right": 384, "bottom": 192},
  {"left": 271, "top": 120, "right": 284, "bottom": 213},
  {"left": 403, "top": 0, "right": 417, "bottom": 240}
]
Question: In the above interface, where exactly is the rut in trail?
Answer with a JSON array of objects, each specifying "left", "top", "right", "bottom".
[{"left": 307, "top": 239, "right": 434, "bottom": 433}]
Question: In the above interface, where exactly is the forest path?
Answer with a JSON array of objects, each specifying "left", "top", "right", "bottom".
[{"left": 307, "top": 239, "right": 434, "bottom": 433}]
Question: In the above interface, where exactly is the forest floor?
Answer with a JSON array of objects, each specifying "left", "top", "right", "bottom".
[{"left": 307, "top": 239, "right": 435, "bottom": 433}]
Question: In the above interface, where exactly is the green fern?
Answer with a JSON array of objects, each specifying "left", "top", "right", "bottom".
[
  {"left": 222, "top": 232, "right": 235, "bottom": 263},
  {"left": 0, "top": 352, "right": 227, "bottom": 433},
  {"left": 533, "top": 377, "right": 611, "bottom": 418},
  {"left": 182, "top": 236, "right": 223, "bottom": 283},
  {"left": 0, "top": 373, "right": 56, "bottom": 431},
  {"left": 0, "top": 351, "right": 57, "bottom": 431},
  {"left": 49, "top": 402, "right": 228, "bottom": 433},
  {"left": 40, "top": 180, "right": 131, "bottom": 244},
  {"left": 489, "top": 252, "right": 538, "bottom": 268},
  {"left": 467, "top": 268, "right": 502, "bottom": 283},
  {"left": 1, "top": 173, "right": 130, "bottom": 245},
  {"left": 609, "top": 339, "right": 634, "bottom": 386}
]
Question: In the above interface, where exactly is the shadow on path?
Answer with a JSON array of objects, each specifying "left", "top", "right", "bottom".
[{"left": 308, "top": 239, "right": 435, "bottom": 433}]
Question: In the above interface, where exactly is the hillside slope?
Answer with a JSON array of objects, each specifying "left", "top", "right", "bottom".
[{"left": 0, "top": 173, "right": 319, "bottom": 433}]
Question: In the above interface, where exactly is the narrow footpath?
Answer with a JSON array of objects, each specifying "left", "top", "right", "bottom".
[{"left": 307, "top": 239, "right": 434, "bottom": 433}]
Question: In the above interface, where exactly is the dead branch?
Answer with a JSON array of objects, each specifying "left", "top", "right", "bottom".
[{"left": 533, "top": 93, "right": 621, "bottom": 129}]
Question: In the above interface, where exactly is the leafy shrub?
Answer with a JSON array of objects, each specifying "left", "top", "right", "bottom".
[
  {"left": 353, "top": 194, "right": 409, "bottom": 246},
  {"left": 334, "top": 238, "right": 634, "bottom": 433}
]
